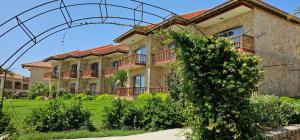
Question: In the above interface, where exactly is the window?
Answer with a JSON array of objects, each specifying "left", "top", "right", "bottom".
[
  {"left": 53, "top": 66, "right": 59, "bottom": 78},
  {"left": 91, "top": 63, "right": 99, "bottom": 77},
  {"left": 90, "top": 83, "right": 97, "bottom": 94},
  {"left": 4, "top": 81, "right": 12, "bottom": 89},
  {"left": 71, "top": 64, "right": 78, "bottom": 78},
  {"left": 135, "top": 46, "right": 147, "bottom": 55},
  {"left": 23, "top": 84, "right": 29, "bottom": 90},
  {"left": 69, "top": 83, "right": 76, "bottom": 93},
  {"left": 168, "top": 42, "right": 176, "bottom": 49},
  {"left": 14, "top": 82, "right": 21, "bottom": 89},
  {"left": 217, "top": 26, "right": 244, "bottom": 38},
  {"left": 135, "top": 47, "right": 147, "bottom": 63},
  {"left": 134, "top": 74, "right": 145, "bottom": 88},
  {"left": 112, "top": 61, "right": 118, "bottom": 68}
]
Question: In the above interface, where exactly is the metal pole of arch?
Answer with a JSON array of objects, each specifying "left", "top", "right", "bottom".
[{"left": 0, "top": 70, "right": 8, "bottom": 112}]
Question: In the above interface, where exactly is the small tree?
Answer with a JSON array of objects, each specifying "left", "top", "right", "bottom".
[
  {"left": 170, "top": 31, "right": 263, "bottom": 139},
  {"left": 110, "top": 70, "right": 128, "bottom": 88}
]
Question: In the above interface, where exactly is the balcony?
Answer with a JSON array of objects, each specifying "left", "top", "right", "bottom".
[
  {"left": 22, "top": 77, "right": 30, "bottom": 83},
  {"left": 230, "top": 34, "right": 255, "bottom": 54},
  {"left": 81, "top": 70, "right": 98, "bottom": 78},
  {"left": 116, "top": 86, "right": 169, "bottom": 96},
  {"left": 149, "top": 86, "right": 169, "bottom": 93},
  {"left": 152, "top": 48, "right": 176, "bottom": 65},
  {"left": 62, "top": 71, "right": 77, "bottom": 79},
  {"left": 116, "top": 87, "right": 146, "bottom": 96},
  {"left": 103, "top": 68, "right": 117, "bottom": 77},
  {"left": 118, "top": 54, "right": 146, "bottom": 69},
  {"left": 43, "top": 72, "right": 59, "bottom": 80}
]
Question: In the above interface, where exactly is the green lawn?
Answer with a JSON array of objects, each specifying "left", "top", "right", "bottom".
[{"left": 3, "top": 99, "right": 146, "bottom": 140}]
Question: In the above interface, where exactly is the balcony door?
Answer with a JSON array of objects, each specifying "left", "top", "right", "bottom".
[
  {"left": 218, "top": 26, "right": 243, "bottom": 38},
  {"left": 90, "top": 83, "right": 97, "bottom": 94},
  {"left": 133, "top": 74, "right": 145, "bottom": 95},
  {"left": 135, "top": 47, "right": 147, "bottom": 64},
  {"left": 91, "top": 63, "right": 99, "bottom": 77},
  {"left": 71, "top": 64, "right": 78, "bottom": 77},
  {"left": 70, "top": 83, "right": 76, "bottom": 93},
  {"left": 217, "top": 26, "right": 244, "bottom": 48},
  {"left": 53, "top": 66, "right": 59, "bottom": 78}
]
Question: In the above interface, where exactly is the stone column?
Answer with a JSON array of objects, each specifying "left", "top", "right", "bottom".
[
  {"left": 76, "top": 58, "right": 82, "bottom": 92},
  {"left": 97, "top": 56, "right": 103, "bottom": 93},
  {"left": 145, "top": 34, "right": 153, "bottom": 92},
  {"left": 57, "top": 60, "right": 63, "bottom": 91}
]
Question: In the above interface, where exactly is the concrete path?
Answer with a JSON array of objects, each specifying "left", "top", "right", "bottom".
[{"left": 68, "top": 129, "right": 186, "bottom": 140}]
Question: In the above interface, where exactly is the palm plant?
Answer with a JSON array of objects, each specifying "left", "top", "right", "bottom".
[{"left": 110, "top": 70, "right": 128, "bottom": 88}]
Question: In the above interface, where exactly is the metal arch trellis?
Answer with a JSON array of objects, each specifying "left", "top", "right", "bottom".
[{"left": 0, "top": 0, "right": 206, "bottom": 111}]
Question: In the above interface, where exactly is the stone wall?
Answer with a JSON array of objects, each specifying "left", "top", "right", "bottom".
[
  {"left": 253, "top": 8, "right": 300, "bottom": 96},
  {"left": 264, "top": 124, "right": 300, "bottom": 140}
]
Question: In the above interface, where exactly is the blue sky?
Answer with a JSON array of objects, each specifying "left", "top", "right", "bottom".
[{"left": 0, "top": 0, "right": 299, "bottom": 76}]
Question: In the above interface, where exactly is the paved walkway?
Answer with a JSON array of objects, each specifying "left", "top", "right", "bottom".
[{"left": 68, "top": 129, "right": 186, "bottom": 140}]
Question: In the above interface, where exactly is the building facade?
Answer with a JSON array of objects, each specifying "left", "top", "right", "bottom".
[
  {"left": 24, "top": 0, "right": 300, "bottom": 96},
  {"left": 0, "top": 72, "right": 30, "bottom": 97},
  {"left": 22, "top": 61, "right": 51, "bottom": 86},
  {"left": 113, "top": 0, "right": 300, "bottom": 96},
  {"left": 41, "top": 44, "right": 128, "bottom": 94}
]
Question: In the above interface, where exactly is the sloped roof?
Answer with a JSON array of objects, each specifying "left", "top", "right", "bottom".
[
  {"left": 114, "top": 9, "right": 209, "bottom": 43},
  {"left": 0, "top": 71, "right": 29, "bottom": 80},
  {"left": 22, "top": 61, "right": 51, "bottom": 69},
  {"left": 115, "top": 0, "right": 300, "bottom": 43},
  {"left": 44, "top": 44, "right": 129, "bottom": 61}
]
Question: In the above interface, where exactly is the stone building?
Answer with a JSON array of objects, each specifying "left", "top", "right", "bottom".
[
  {"left": 24, "top": 0, "right": 300, "bottom": 96},
  {"left": 0, "top": 72, "right": 30, "bottom": 97}
]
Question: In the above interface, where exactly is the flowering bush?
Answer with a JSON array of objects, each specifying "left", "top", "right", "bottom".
[{"left": 170, "top": 31, "right": 263, "bottom": 139}]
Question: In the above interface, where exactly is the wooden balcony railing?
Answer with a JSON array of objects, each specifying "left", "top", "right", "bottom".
[
  {"left": 230, "top": 34, "right": 255, "bottom": 53},
  {"left": 149, "top": 86, "right": 169, "bottom": 93},
  {"left": 152, "top": 48, "right": 176, "bottom": 64},
  {"left": 62, "top": 71, "right": 77, "bottom": 79},
  {"left": 116, "top": 86, "right": 169, "bottom": 96},
  {"left": 22, "top": 77, "right": 30, "bottom": 82},
  {"left": 43, "top": 72, "right": 59, "bottom": 80},
  {"left": 116, "top": 87, "right": 146, "bottom": 96},
  {"left": 81, "top": 70, "right": 98, "bottom": 78},
  {"left": 103, "top": 68, "right": 117, "bottom": 77},
  {"left": 118, "top": 54, "right": 147, "bottom": 68}
]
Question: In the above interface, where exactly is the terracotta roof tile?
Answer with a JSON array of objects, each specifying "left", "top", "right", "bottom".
[
  {"left": 0, "top": 71, "right": 29, "bottom": 81},
  {"left": 44, "top": 44, "right": 129, "bottom": 61},
  {"left": 180, "top": 9, "right": 209, "bottom": 20}
]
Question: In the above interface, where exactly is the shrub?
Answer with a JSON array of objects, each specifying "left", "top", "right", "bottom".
[
  {"left": 28, "top": 83, "right": 49, "bottom": 99},
  {"left": 170, "top": 31, "right": 263, "bottom": 139},
  {"left": 73, "top": 93, "right": 94, "bottom": 100},
  {"left": 0, "top": 111, "right": 11, "bottom": 134},
  {"left": 103, "top": 96, "right": 186, "bottom": 131},
  {"left": 279, "top": 97, "right": 300, "bottom": 124},
  {"left": 154, "top": 92, "right": 169, "bottom": 101},
  {"left": 35, "top": 96, "right": 44, "bottom": 100},
  {"left": 95, "top": 94, "right": 115, "bottom": 101},
  {"left": 103, "top": 99, "right": 141, "bottom": 129},
  {"left": 250, "top": 96, "right": 294, "bottom": 129},
  {"left": 61, "top": 93, "right": 75, "bottom": 100},
  {"left": 25, "top": 100, "right": 95, "bottom": 132},
  {"left": 65, "top": 101, "right": 96, "bottom": 131},
  {"left": 140, "top": 97, "right": 185, "bottom": 131}
]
